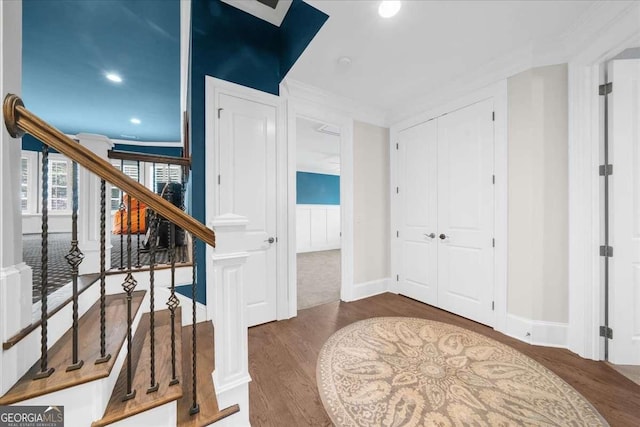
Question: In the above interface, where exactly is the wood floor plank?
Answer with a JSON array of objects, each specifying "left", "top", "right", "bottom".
[
  {"left": 0, "top": 290, "right": 145, "bottom": 405},
  {"left": 248, "top": 293, "right": 640, "bottom": 426},
  {"left": 93, "top": 308, "right": 183, "bottom": 427},
  {"left": 176, "top": 321, "right": 239, "bottom": 427}
]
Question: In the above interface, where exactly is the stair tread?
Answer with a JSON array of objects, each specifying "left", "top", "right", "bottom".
[
  {"left": 0, "top": 290, "right": 146, "bottom": 405},
  {"left": 177, "top": 321, "right": 239, "bottom": 427},
  {"left": 93, "top": 308, "right": 183, "bottom": 427}
]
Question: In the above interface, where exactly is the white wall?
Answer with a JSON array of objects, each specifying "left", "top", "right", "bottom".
[
  {"left": 353, "top": 121, "right": 390, "bottom": 284},
  {"left": 508, "top": 64, "right": 568, "bottom": 323}
]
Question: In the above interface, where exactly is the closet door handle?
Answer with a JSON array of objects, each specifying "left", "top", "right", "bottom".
[
  {"left": 424, "top": 233, "right": 436, "bottom": 239},
  {"left": 439, "top": 233, "right": 448, "bottom": 240}
]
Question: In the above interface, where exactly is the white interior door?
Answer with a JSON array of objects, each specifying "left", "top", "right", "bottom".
[
  {"left": 397, "top": 120, "right": 438, "bottom": 305},
  {"left": 609, "top": 58, "right": 640, "bottom": 365},
  {"left": 218, "top": 92, "right": 277, "bottom": 327},
  {"left": 437, "top": 100, "right": 495, "bottom": 326}
]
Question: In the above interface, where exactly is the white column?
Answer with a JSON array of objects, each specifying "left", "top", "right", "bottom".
[
  {"left": 75, "top": 133, "right": 114, "bottom": 275},
  {"left": 208, "top": 214, "right": 251, "bottom": 426},
  {"left": 0, "top": 0, "right": 32, "bottom": 395}
]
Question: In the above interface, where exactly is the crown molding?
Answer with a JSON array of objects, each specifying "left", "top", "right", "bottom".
[{"left": 281, "top": 78, "right": 389, "bottom": 128}]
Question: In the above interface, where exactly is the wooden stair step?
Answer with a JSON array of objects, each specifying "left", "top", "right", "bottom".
[
  {"left": 0, "top": 290, "right": 146, "bottom": 405},
  {"left": 177, "top": 321, "right": 239, "bottom": 427},
  {"left": 93, "top": 308, "right": 183, "bottom": 427}
]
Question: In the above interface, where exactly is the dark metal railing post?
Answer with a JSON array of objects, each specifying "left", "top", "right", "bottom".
[
  {"left": 122, "top": 193, "right": 137, "bottom": 401},
  {"left": 34, "top": 145, "right": 54, "bottom": 380},
  {"left": 118, "top": 159, "right": 124, "bottom": 270},
  {"left": 66, "top": 159, "right": 84, "bottom": 371},
  {"left": 147, "top": 210, "right": 159, "bottom": 393},
  {"left": 189, "top": 234, "right": 200, "bottom": 415},
  {"left": 166, "top": 181, "right": 180, "bottom": 386},
  {"left": 135, "top": 160, "right": 141, "bottom": 268},
  {"left": 96, "top": 179, "right": 111, "bottom": 364}
]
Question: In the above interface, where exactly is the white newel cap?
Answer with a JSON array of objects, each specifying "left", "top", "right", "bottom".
[{"left": 211, "top": 214, "right": 249, "bottom": 254}]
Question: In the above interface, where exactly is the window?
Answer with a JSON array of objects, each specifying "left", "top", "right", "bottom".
[
  {"left": 20, "top": 157, "right": 29, "bottom": 211},
  {"left": 20, "top": 151, "right": 38, "bottom": 214},
  {"left": 153, "top": 164, "right": 182, "bottom": 191},
  {"left": 49, "top": 158, "right": 71, "bottom": 211}
]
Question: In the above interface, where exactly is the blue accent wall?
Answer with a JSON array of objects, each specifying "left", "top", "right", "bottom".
[
  {"left": 297, "top": 172, "right": 340, "bottom": 205},
  {"left": 189, "top": 0, "right": 328, "bottom": 304}
]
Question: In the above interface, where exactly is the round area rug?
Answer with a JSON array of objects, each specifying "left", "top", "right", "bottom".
[{"left": 317, "top": 317, "right": 608, "bottom": 426}]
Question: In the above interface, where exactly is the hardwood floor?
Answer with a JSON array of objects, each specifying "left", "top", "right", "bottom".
[{"left": 248, "top": 293, "right": 640, "bottom": 426}]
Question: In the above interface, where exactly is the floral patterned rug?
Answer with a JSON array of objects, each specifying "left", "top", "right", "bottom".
[{"left": 317, "top": 317, "right": 608, "bottom": 426}]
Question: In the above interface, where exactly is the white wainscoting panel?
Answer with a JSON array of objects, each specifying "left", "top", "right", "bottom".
[{"left": 296, "top": 204, "right": 341, "bottom": 253}]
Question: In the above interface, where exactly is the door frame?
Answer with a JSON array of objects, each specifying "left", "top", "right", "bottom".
[
  {"left": 284, "top": 96, "right": 355, "bottom": 318},
  {"left": 389, "top": 80, "right": 508, "bottom": 333},
  {"left": 566, "top": 6, "right": 640, "bottom": 360},
  {"left": 204, "top": 76, "right": 286, "bottom": 322}
]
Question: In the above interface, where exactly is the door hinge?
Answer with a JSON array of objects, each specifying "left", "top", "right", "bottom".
[
  {"left": 396, "top": 230, "right": 399, "bottom": 238},
  {"left": 599, "top": 245, "right": 613, "bottom": 257},
  {"left": 599, "top": 164, "right": 613, "bottom": 176},
  {"left": 492, "top": 111, "right": 495, "bottom": 121},
  {"left": 396, "top": 274, "right": 399, "bottom": 282},
  {"left": 599, "top": 326, "right": 613, "bottom": 339},
  {"left": 217, "top": 175, "right": 221, "bottom": 185},
  {"left": 492, "top": 175, "right": 495, "bottom": 184},
  {"left": 217, "top": 108, "right": 224, "bottom": 118},
  {"left": 492, "top": 301, "right": 495, "bottom": 311},
  {"left": 599, "top": 83, "right": 612, "bottom": 95},
  {"left": 492, "top": 238, "right": 495, "bottom": 248}
]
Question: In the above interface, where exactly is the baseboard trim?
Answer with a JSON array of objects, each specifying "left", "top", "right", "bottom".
[
  {"left": 350, "top": 278, "right": 390, "bottom": 302},
  {"left": 504, "top": 313, "right": 568, "bottom": 349}
]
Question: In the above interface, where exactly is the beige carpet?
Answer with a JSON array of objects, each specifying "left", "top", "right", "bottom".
[
  {"left": 297, "top": 249, "right": 341, "bottom": 310},
  {"left": 317, "top": 317, "right": 608, "bottom": 426}
]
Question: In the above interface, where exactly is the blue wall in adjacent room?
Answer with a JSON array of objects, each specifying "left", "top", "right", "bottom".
[
  {"left": 297, "top": 172, "right": 340, "bottom": 205},
  {"left": 21, "top": 134, "right": 182, "bottom": 157},
  {"left": 188, "top": 0, "right": 327, "bottom": 304}
]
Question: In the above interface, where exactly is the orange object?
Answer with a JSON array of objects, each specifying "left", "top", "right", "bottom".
[{"left": 113, "top": 194, "right": 147, "bottom": 234}]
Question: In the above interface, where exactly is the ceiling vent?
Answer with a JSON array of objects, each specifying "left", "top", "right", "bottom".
[{"left": 316, "top": 124, "right": 341, "bottom": 137}]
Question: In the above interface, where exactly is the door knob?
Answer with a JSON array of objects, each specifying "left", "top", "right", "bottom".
[
  {"left": 265, "top": 237, "right": 275, "bottom": 244},
  {"left": 439, "top": 233, "right": 448, "bottom": 240},
  {"left": 424, "top": 233, "right": 436, "bottom": 239}
]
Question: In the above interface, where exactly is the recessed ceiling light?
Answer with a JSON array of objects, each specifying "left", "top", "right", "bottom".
[
  {"left": 337, "top": 56, "right": 352, "bottom": 67},
  {"left": 105, "top": 72, "right": 122, "bottom": 83},
  {"left": 378, "top": 1, "right": 401, "bottom": 18},
  {"left": 130, "top": 118, "right": 141, "bottom": 125}
]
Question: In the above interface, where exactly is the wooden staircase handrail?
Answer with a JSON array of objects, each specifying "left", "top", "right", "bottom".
[
  {"left": 2, "top": 93, "right": 214, "bottom": 247},
  {"left": 108, "top": 149, "right": 191, "bottom": 167}
]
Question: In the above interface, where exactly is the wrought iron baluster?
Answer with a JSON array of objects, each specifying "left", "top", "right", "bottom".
[
  {"left": 166, "top": 181, "right": 180, "bottom": 386},
  {"left": 66, "top": 159, "right": 84, "bottom": 371},
  {"left": 34, "top": 145, "right": 54, "bottom": 379},
  {"left": 189, "top": 234, "right": 200, "bottom": 415},
  {"left": 119, "top": 160, "right": 124, "bottom": 270},
  {"left": 180, "top": 170, "right": 186, "bottom": 264},
  {"left": 136, "top": 160, "right": 141, "bottom": 268},
  {"left": 147, "top": 210, "right": 159, "bottom": 393},
  {"left": 96, "top": 179, "right": 111, "bottom": 364},
  {"left": 122, "top": 194, "right": 137, "bottom": 401}
]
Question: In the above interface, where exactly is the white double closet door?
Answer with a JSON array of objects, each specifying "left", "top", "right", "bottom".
[{"left": 398, "top": 99, "right": 495, "bottom": 326}]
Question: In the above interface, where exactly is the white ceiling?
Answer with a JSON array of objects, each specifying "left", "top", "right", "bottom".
[
  {"left": 287, "top": 0, "right": 598, "bottom": 115},
  {"left": 297, "top": 117, "right": 341, "bottom": 175}
]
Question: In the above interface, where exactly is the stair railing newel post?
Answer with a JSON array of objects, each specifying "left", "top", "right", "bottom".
[
  {"left": 65, "top": 158, "right": 84, "bottom": 371},
  {"left": 189, "top": 233, "right": 199, "bottom": 415},
  {"left": 166, "top": 181, "right": 180, "bottom": 386},
  {"left": 147, "top": 209, "right": 159, "bottom": 393},
  {"left": 96, "top": 178, "right": 111, "bottom": 364},
  {"left": 34, "top": 145, "right": 54, "bottom": 379},
  {"left": 122, "top": 192, "right": 137, "bottom": 401}
]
